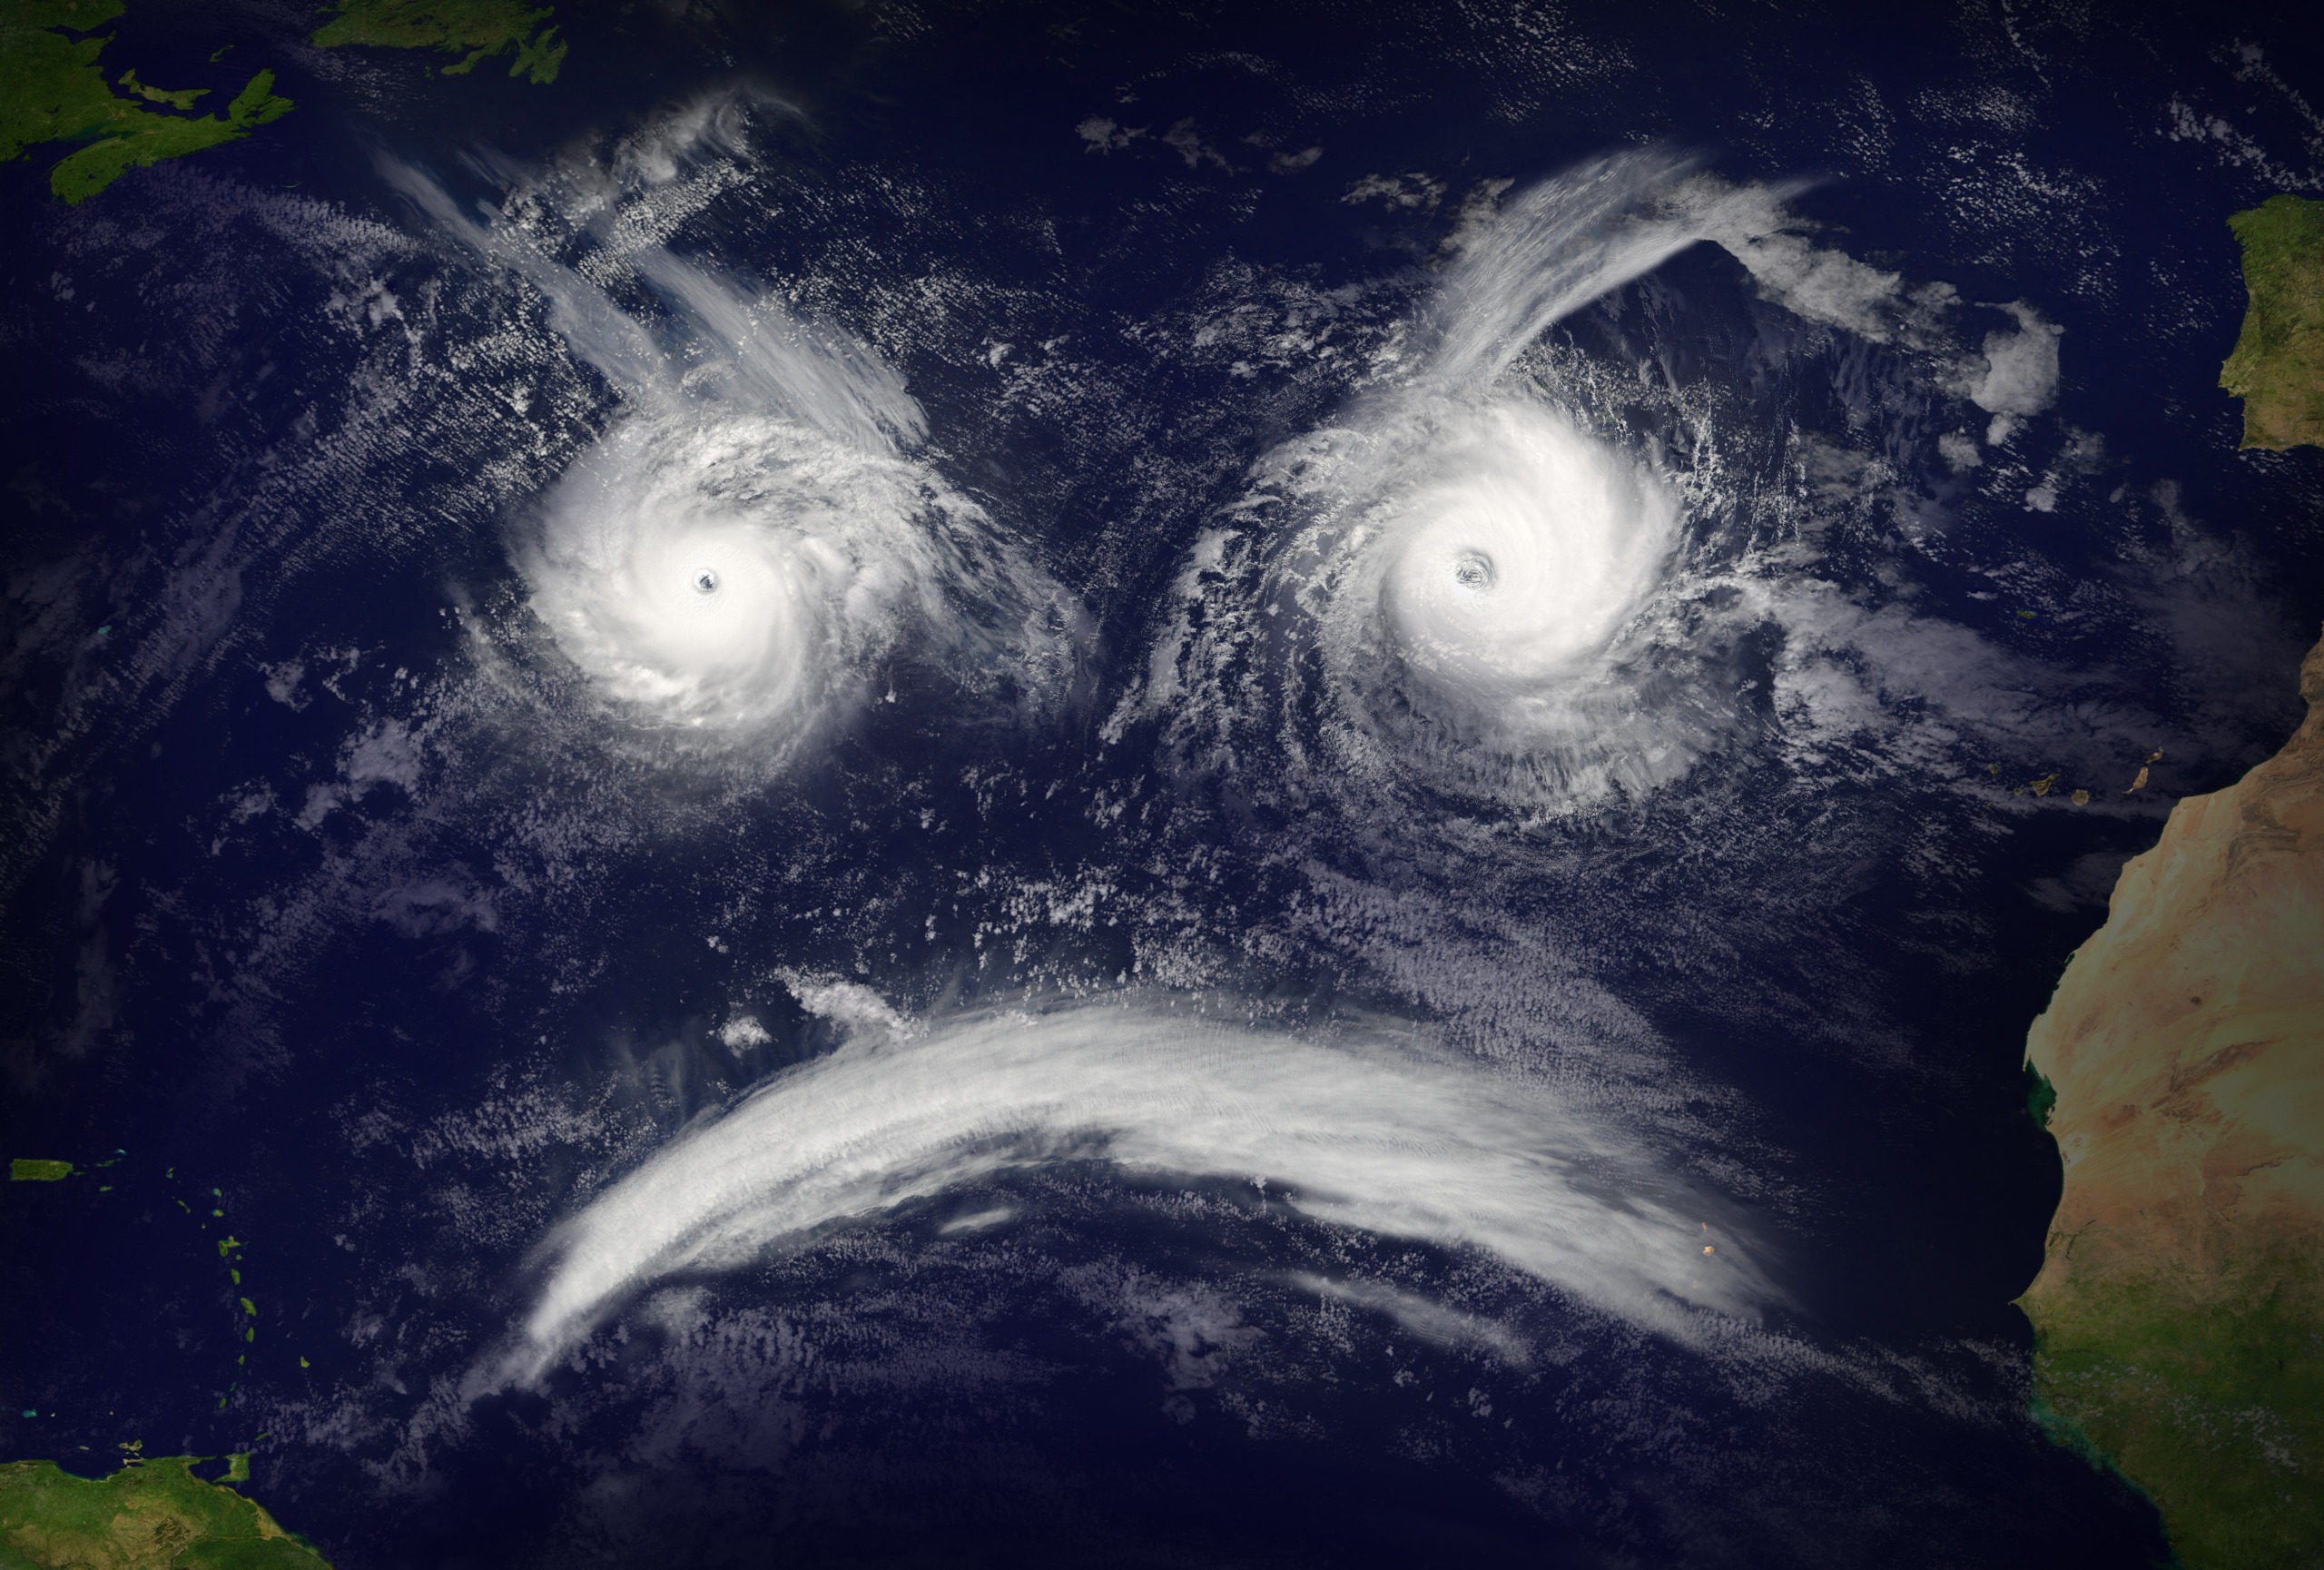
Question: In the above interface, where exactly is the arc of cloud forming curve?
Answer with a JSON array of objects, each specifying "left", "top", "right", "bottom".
[
  {"left": 506, "top": 995, "right": 1777, "bottom": 1386},
  {"left": 1421, "top": 151, "right": 1822, "bottom": 393}
]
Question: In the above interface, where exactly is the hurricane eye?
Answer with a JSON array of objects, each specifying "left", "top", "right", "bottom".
[
  {"left": 693, "top": 568, "right": 720, "bottom": 595},
  {"left": 1451, "top": 551, "right": 1496, "bottom": 592}
]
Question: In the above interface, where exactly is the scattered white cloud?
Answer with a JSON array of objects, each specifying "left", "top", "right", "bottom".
[
  {"left": 1937, "top": 431, "right": 1983, "bottom": 470},
  {"left": 1293, "top": 1272, "right": 1532, "bottom": 1367},
  {"left": 1076, "top": 117, "right": 1146, "bottom": 153},
  {"left": 1343, "top": 172, "right": 1447, "bottom": 212},
  {"left": 1161, "top": 119, "right": 1234, "bottom": 172}
]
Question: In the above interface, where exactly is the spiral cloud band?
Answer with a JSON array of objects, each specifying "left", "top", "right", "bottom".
[
  {"left": 1137, "top": 153, "right": 1959, "bottom": 814},
  {"left": 524, "top": 408, "right": 1009, "bottom": 737},
  {"left": 508, "top": 997, "right": 1769, "bottom": 1382},
  {"left": 1367, "top": 399, "right": 1679, "bottom": 729},
  {"left": 389, "top": 156, "right": 1070, "bottom": 755}
]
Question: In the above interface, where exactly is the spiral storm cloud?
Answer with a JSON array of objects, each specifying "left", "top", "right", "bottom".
[{"left": 391, "top": 151, "right": 1075, "bottom": 763}]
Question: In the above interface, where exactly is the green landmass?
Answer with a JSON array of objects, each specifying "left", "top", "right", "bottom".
[
  {"left": 2023, "top": 1067, "right": 2055, "bottom": 1130},
  {"left": 310, "top": 0, "right": 566, "bottom": 84},
  {"left": 2221, "top": 194, "right": 2324, "bottom": 450},
  {"left": 116, "top": 67, "right": 200, "bottom": 109},
  {"left": 0, "top": 0, "right": 294, "bottom": 204},
  {"left": 0, "top": 1454, "right": 330, "bottom": 1568},
  {"left": 7, "top": 1160, "right": 73, "bottom": 1182},
  {"left": 2029, "top": 1239, "right": 2324, "bottom": 1570}
]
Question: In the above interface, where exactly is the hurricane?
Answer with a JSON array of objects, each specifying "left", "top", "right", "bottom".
[
  {"left": 1308, "top": 395, "right": 1689, "bottom": 778},
  {"left": 507, "top": 988, "right": 1772, "bottom": 1383},
  {"left": 1374, "top": 402, "right": 1675, "bottom": 687},
  {"left": 523, "top": 399, "right": 1030, "bottom": 742},
  {"left": 1135, "top": 151, "right": 2087, "bottom": 818},
  {"left": 1120, "top": 156, "right": 1754, "bottom": 814},
  {"left": 389, "top": 145, "right": 1076, "bottom": 761},
  {"left": 13, "top": 8, "right": 2319, "bottom": 1564}
]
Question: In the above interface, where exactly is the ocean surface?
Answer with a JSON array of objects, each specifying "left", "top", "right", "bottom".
[{"left": 5, "top": 2, "right": 2322, "bottom": 1564}]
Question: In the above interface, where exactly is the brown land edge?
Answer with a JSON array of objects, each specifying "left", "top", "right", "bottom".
[{"left": 2019, "top": 627, "right": 2324, "bottom": 1570}]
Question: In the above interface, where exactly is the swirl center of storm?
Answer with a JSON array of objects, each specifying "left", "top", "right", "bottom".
[
  {"left": 387, "top": 159, "right": 1077, "bottom": 760},
  {"left": 1379, "top": 400, "right": 1676, "bottom": 697}
]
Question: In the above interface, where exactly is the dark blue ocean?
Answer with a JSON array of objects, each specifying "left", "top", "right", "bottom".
[{"left": 5, "top": 2, "right": 2322, "bottom": 1565}]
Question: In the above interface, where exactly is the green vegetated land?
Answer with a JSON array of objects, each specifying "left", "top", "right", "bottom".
[
  {"left": 0, "top": 0, "right": 293, "bottom": 203},
  {"left": 2221, "top": 193, "right": 2324, "bottom": 450},
  {"left": 8, "top": 1160, "right": 73, "bottom": 1182},
  {"left": 0, "top": 1453, "right": 330, "bottom": 1568},
  {"left": 2030, "top": 1238, "right": 2324, "bottom": 1570},
  {"left": 310, "top": 0, "right": 565, "bottom": 84}
]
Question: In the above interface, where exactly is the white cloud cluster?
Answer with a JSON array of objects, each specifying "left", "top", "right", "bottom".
[
  {"left": 1966, "top": 301, "right": 2063, "bottom": 443},
  {"left": 1684, "top": 180, "right": 1955, "bottom": 346},
  {"left": 1672, "top": 175, "right": 2065, "bottom": 444}
]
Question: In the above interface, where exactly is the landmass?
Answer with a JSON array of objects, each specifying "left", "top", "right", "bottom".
[
  {"left": 2019, "top": 627, "right": 2324, "bottom": 1570},
  {"left": 0, "top": 0, "right": 294, "bottom": 204},
  {"left": 0, "top": 1453, "right": 330, "bottom": 1568},
  {"left": 2221, "top": 194, "right": 2324, "bottom": 450},
  {"left": 310, "top": 0, "right": 566, "bottom": 84},
  {"left": 7, "top": 1160, "right": 72, "bottom": 1182}
]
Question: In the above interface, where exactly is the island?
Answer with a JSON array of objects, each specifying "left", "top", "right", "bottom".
[
  {"left": 2018, "top": 623, "right": 2324, "bottom": 1569},
  {"left": 7, "top": 1160, "right": 73, "bottom": 1182},
  {"left": 0, "top": 1453, "right": 331, "bottom": 1567},
  {"left": 0, "top": 0, "right": 293, "bottom": 204},
  {"left": 309, "top": 0, "right": 566, "bottom": 85},
  {"left": 2220, "top": 194, "right": 2324, "bottom": 450}
]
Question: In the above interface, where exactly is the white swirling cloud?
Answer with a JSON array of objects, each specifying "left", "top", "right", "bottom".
[
  {"left": 521, "top": 405, "right": 1009, "bottom": 737},
  {"left": 1331, "top": 398, "right": 1683, "bottom": 758},
  {"left": 1135, "top": 150, "right": 2098, "bottom": 817},
  {"left": 507, "top": 994, "right": 1772, "bottom": 1383},
  {"left": 387, "top": 158, "right": 1074, "bottom": 755},
  {"left": 1136, "top": 153, "right": 1767, "bottom": 810}
]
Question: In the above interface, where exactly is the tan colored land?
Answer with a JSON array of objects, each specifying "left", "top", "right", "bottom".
[
  {"left": 2024, "top": 629, "right": 2324, "bottom": 1292},
  {"left": 2020, "top": 627, "right": 2324, "bottom": 1568}
]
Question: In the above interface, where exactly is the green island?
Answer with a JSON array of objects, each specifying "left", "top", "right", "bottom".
[
  {"left": 0, "top": 1453, "right": 330, "bottom": 1568},
  {"left": 1, "top": 0, "right": 293, "bottom": 204},
  {"left": 7, "top": 1160, "right": 73, "bottom": 1182},
  {"left": 2221, "top": 193, "right": 2324, "bottom": 449},
  {"left": 310, "top": 0, "right": 566, "bottom": 84}
]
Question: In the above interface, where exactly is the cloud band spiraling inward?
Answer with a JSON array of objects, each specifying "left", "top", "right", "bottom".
[{"left": 385, "top": 142, "right": 1077, "bottom": 763}]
